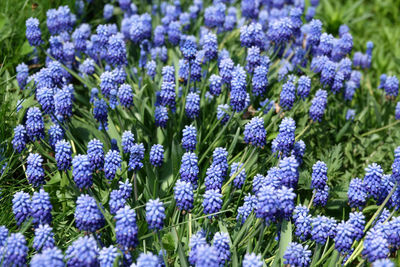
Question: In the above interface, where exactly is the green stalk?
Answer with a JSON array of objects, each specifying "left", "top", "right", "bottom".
[
  {"left": 132, "top": 171, "right": 138, "bottom": 201},
  {"left": 310, "top": 243, "right": 322, "bottom": 267},
  {"left": 158, "top": 231, "right": 169, "bottom": 267},
  {"left": 253, "top": 222, "right": 265, "bottom": 252},
  {"left": 314, "top": 245, "right": 335, "bottom": 266},
  {"left": 295, "top": 122, "right": 312, "bottom": 141},
  {"left": 361, "top": 120, "right": 400, "bottom": 137},
  {"left": 308, "top": 191, "right": 316, "bottom": 209}
]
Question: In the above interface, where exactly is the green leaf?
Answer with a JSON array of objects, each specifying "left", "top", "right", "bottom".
[
  {"left": 19, "top": 40, "right": 33, "bottom": 56},
  {"left": 177, "top": 241, "right": 189, "bottom": 267},
  {"left": 328, "top": 250, "right": 339, "bottom": 267},
  {"left": 279, "top": 220, "right": 292, "bottom": 266},
  {"left": 162, "top": 232, "right": 176, "bottom": 252}
]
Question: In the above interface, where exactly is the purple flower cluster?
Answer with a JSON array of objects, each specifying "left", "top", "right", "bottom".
[{"left": 243, "top": 117, "right": 267, "bottom": 148}]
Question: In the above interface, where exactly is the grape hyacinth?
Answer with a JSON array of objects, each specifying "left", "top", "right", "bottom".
[
  {"left": 136, "top": 252, "right": 159, "bottom": 267},
  {"left": 55, "top": 140, "right": 72, "bottom": 170},
  {"left": 277, "top": 186, "right": 296, "bottom": 220},
  {"left": 213, "top": 232, "right": 231, "bottom": 265},
  {"left": 189, "top": 231, "right": 207, "bottom": 265},
  {"left": 348, "top": 177, "right": 367, "bottom": 209},
  {"left": 146, "top": 60, "right": 157, "bottom": 79},
  {"left": 255, "top": 185, "right": 278, "bottom": 222},
  {"left": 309, "top": 89, "right": 328, "bottom": 122},
  {"left": 194, "top": 244, "right": 219, "bottom": 267},
  {"left": 3, "top": 2, "right": 399, "bottom": 266},
  {"left": 48, "top": 124, "right": 64, "bottom": 149},
  {"left": 217, "top": 104, "right": 230, "bottom": 125},
  {"left": 203, "top": 189, "right": 223, "bottom": 218},
  {"left": 182, "top": 125, "right": 197, "bottom": 151},
  {"left": 292, "top": 140, "right": 306, "bottom": 164},
  {"left": 129, "top": 143, "right": 145, "bottom": 171},
  {"left": 311, "top": 161, "right": 328, "bottom": 189},
  {"left": 279, "top": 155, "right": 299, "bottom": 188},
  {"left": 205, "top": 164, "right": 224, "bottom": 190},
  {"left": 146, "top": 198, "right": 166, "bottom": 230},
  {"left": 179, "top": 152, "right": 199, "bottom": 186},
  {"left": 230, "top": 65, "right": 247, "bottom": 112},
  {"left": 16, "top": 63, "right": 29, "bottom": 89},
  {"left": 12, "top": 191, "right": 31, "bottom": 226},
  {"left": 243, "top": 117, "right": 267, "bottom": 147},
  {"left": 109, "top": 181, "right": 132, "bottom": 214},
  {"left": 362, "top": 228, "right": 389, "bottom": 262},
  {"left": 31, "top": 188, "right": 52, "bottom": 226},
  {"left": 155, "top": 106, "right": 169, "bottom": 128},
  {"left": 237, "top": 194, "right": 258, "bottom": 224},
  {"left": 12, "top": 125, "right": 27, "bottom": 153},
  {"left": 203, "top": 32, "right": 218, "bottom": 61},
  {"left": 283, "top": 242, "right": 311, "bottom": 267},
  {"left": 334, "top": 221, "right": 355, "bottom": 253},
  {"left": 252, "top": 65, "right": 269, "bottom": 96},
  {"left": 311, "top": 216, "right": 337, "bottom": 244},
  {"left": 297, "top": 76, "right": 311, "bottom": 100},
  {"left": 80, "top": 58, "right": 96, "bottom": 76},
  {"left": 104, "top": 150, "right": 122, "bottom": 180},
  {"left": 65, "top": 235, "right": 99, "bottom": 266},
  {"left": 26, "top": 17, "right": 43, "bottom": 46},
  {"left": 115, "top": 206, "right": 138, "bottom": 249},
  {"left": 364, "top": 163, "right": 383, "bottom": 200},
  {"left": 107, "top": 34, "right": 127, "bottom": 66},
  {"left": 0, "top": 226, "right": 8, "bottom": 246},
  {"left": 384, "top": 76, "right": 399, "bottom": 98},
  {"left": 26, "top": 153, "right": 46, "bottom": 187},
  {"left": 26, "top": 107, "right": 45, "bottom": 141},
  {"left": 121, "top": 130, "right": 135, "bottom": 154},
  {"left": 33, "top": 224, "right": 55, "bottom": 251},
  {"left": 372, "top": 259, "right": 395, "bottom": 267},
  {"left": 219, "top": 57, "right": 234, "bottom": 85},
  {"left": 293, "top": 205, "right": 312, "bottom": 241},
  {"left": 273, "top": 117, "right": 296, "bottom": 157},
  {"left": 209, "top": 74, "right": 222, "bottom": 96},
  {"left": 185, "top": 92, "right": 200, "bottom": 119},
  {"left": 75, "top": 194, "right": 105, "bottom": 232},
  {"left": 160, "top": 80, "right": 176, "bottom": 110},
  {"left": 30, "top": 247, "right": 64, "bottom": 267},
  {"left": 314, "top": 185, "right": 329, "bottom": 207},
  {"left": 212, "top": 147, "right": 229, "bottom": 177},
  {"left": 348, "top": 211, "right": 365, "bottom": 241},
  {"left": 118, "top": 84, "right": 134, "bottom": 108},
  {"left": 150, "top": 144, "right": 164, "bottom": 167},
  {"left": 87, "top": 139, "right": 105, "bottom": 171},
  {"left": 72, "top": 154, "right": 93, "bottom": 189},
  {"left": 242, "top": 253, "right": 263, "bottom": 267},
  {"left": 174, "top": 179, "right": 194, "bottom": 211},
  {"left": 99, "top": 246, "right": 119, "bottom": 267},
  {"left": 280, "top": 80, "right": 296, "bottom": 110},
  {"left": 230, "top": 162, "right": 246, "bottom": 188},
  {"left": 93, "top": 98, "right": 109, "bottom": 130},
  {"left": 2, "top": 233, "right": 28, "bottom": 267},
  {"left": 54, "top": 87, "right": 73, "bottom": 119}
]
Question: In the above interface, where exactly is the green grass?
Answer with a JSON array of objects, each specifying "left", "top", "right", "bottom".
[{"left": 318, "top": 0, "right": 400, "bottom": 76}]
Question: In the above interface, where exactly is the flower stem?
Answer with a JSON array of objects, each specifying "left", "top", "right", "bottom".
[
  {"left": 361, "top": 120, "right": 400, "bottom": 137},
  {"left": 295, "top": 122, "right": 312, "bottom": 141},
  {"left": 133, "top": 171, "right": 138, "bottom": 201}
]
